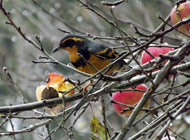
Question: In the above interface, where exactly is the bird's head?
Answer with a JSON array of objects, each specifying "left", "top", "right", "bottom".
[{"left": 52, "top": 34, "right": 86, "bottom": 53}]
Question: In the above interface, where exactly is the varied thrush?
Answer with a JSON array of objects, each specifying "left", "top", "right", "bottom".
[{"left": 53, "top": 34, "right": 125, "bottom": 75}]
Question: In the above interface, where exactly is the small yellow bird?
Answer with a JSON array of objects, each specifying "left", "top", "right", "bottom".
[{"left": 53, "top": 34, "right": 125, "bottom": 75}]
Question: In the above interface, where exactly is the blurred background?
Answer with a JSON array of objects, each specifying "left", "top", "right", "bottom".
[{"left": 0, "top": 0, "right": 189, "bottom": 140}]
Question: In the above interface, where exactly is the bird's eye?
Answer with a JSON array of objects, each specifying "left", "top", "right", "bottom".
[{"left": 62, "top": 39, "right": 76, "bottom": 47}]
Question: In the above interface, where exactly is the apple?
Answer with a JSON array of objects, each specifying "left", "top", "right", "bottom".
[
  {"left": 112, "top": 84, "right": 149, "bottom": 117},
  {"left": 36, "top": 73, "right": 75, "bottom": 114},
  {"left": 171, "top": 1, "right": 190, "bottom": 34},
  {"left": 141, "top": 47, "right": 174, "bottom": 65}
]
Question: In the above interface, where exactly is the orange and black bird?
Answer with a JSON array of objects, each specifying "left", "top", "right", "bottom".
[{"left": 52, "top": 34, "right": 125, "bottom": 75}]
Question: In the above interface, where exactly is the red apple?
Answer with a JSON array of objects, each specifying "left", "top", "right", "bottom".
[
  {"left": 171, "top": 1, "right": 190, "bottom": 34},
  {"left": 112, "top": 84, "right": 149, "bottom": 117},
  {"left": 141, "top": 47, "right": 174, "bottom": 65}
]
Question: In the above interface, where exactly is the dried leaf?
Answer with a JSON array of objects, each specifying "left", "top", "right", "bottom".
[{"left": 90, "top": 116, "right": 108, "bottom": 140}]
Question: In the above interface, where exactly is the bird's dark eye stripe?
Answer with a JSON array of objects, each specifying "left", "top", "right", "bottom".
[
  {"left": 63, "top": 39, "right": 76, "bottom": 47},
  {"left": 61, "top": 37, "right": 85, "bottom": 47}
]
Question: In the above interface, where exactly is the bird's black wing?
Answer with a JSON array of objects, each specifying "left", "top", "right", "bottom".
[{"left": 87, "top": 42, "right": 118, "bottom": 60}]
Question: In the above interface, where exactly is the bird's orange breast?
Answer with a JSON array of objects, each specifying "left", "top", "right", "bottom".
[{"left": 65, "top": 45, "right": 80, "bottom": 62}]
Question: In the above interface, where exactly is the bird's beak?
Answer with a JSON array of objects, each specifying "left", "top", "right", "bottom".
[{"left": 52, "top": 46, "right": 60, "bottom": 53}]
